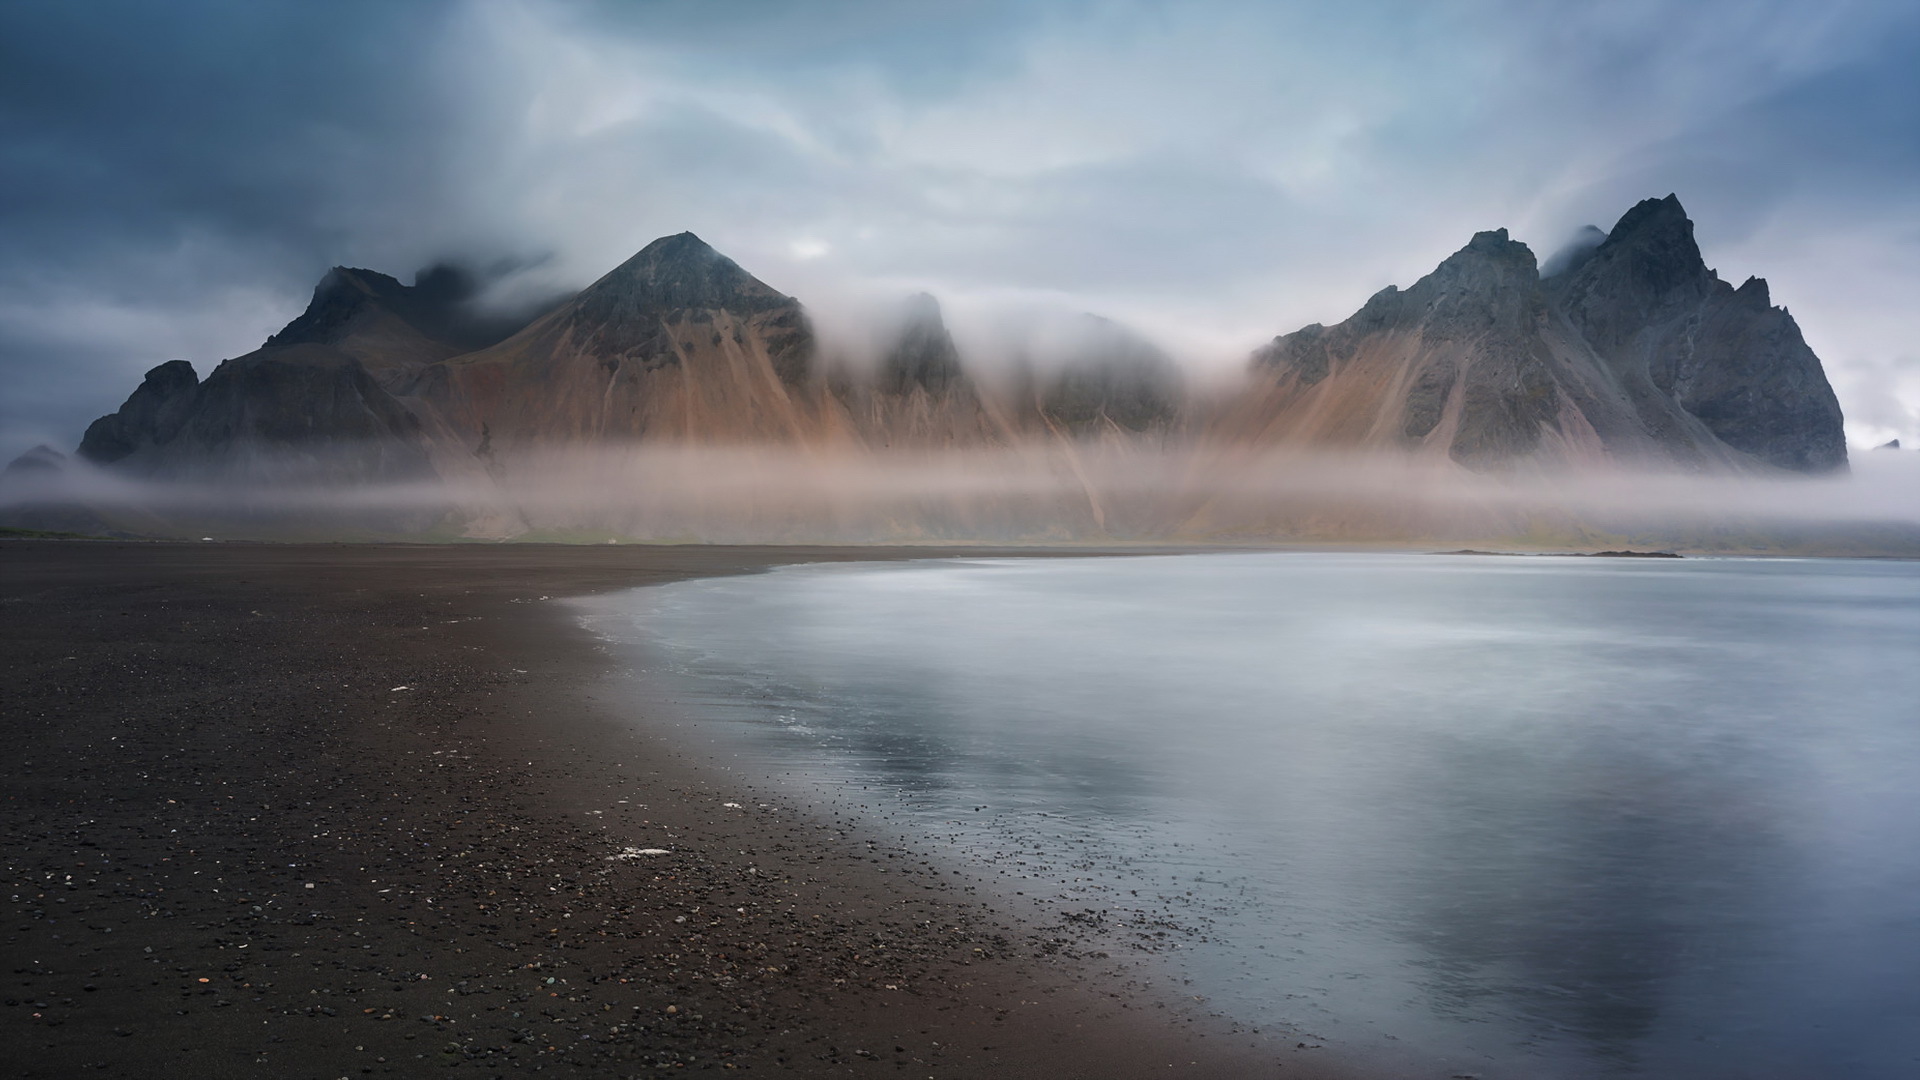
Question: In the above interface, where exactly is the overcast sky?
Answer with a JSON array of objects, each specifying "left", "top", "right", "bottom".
[{"left": 4, "top": 0, "right": 1919, "bottom": 459}]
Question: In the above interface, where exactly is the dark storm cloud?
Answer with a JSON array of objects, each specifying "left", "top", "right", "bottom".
[
  {"left": 558, "top": 0, "right": 1043, "bottom": 94},
  {"left": 5, "top": 0, "right": 1920, "bottom": 460},
  {"left": 0, "top": 0, "right": 487, "bottom": 454},
  {"left": 0, "top": 1, "right": 470, "bottom": 265}
]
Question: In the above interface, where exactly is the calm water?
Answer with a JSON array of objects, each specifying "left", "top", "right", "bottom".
[{"left": 579, "top": 553, "right": 1920, "bottom": 1079}]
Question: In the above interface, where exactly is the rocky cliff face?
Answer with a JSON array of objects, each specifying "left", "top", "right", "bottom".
[
  {"left": 265, "top": 267, "right": 459, "bottom": 374},
  {"left": 70, "top": 260, "right": 562, "bottom": 486},
  {"left": 1223, "top": 195, "right": 1847, "bottom": 473},
  {"left": 77, "top": 347, "right": 436, "bottom": 484},
  {"left": 1547, "top": 196, "right": 1845, "bottom": 472},
  {"left": 1222, "top": 228, "right": 1599, "bottom": 467},
  {"left": 265, "top": 264, "right": 563, "bottom": 385},
  {"left": 77, "top": 359, "right": 202, "bottom": 465}
]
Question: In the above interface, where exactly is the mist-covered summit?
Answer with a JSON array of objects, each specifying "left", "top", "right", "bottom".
[
  {"left": 266, "top": 264, "right": 556, "bottom": 366},
  {"left": 878, "top": 293, "right": 968, "bottom": 398},
  {"left": 62, "top": 258, "right": 543, "bottom": 484},
  {"left": 1029, "top": 314, "right": 1185, "bottom": 436}
]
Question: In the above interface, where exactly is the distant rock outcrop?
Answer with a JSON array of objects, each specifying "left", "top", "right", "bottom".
[
  {"left": 1876, "top": 439, "right": 1901, "bottom": 450},
  {"left": 1223, "top": 195, "right": 1847, "bottom": 473},
  {"left": 2, "top": 444, "right": 68, "bottom": 478},
  {"left": 0, "top": 442, "right": 117, "bottom": 535}
]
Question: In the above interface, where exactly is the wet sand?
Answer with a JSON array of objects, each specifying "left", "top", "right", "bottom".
[{"left": 2, "top": 541, "right": 1349, "bottom": 1078}]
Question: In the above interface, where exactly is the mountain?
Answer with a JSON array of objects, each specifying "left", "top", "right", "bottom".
[
  {"left": 878, "top": 293, "right": 968, "bottom": 397},
  {"left": 76, "top": 359, "right": 201, "bottom": 466},
  {"left": 265, "top": 264, "right": 565, "bottom": 385},
  {"left": 404, "top": 232, "right": 823, "bottom": 456},
  {"left": 0, "top": 444, "right": 122, "bottom": 536},
  {"left": 1031, "top": 315, "right": 1185, "bottom": 437},
  {"left": 76, "top": 348, "right": 436, "bottom": 484},
  {"left": 71, "top": 260, "right": 570, "bottom": 485},
  {"left": 1, "top": 444, "right": 67, "bottom": 477},
  {"left": 826, "top": 292, "right": 1015, "bottom": 449},
  {"left": 1547, "top": 196, "right": 1845, "bottom": 472},
  {"left": 1219, "top": 195, "right": 1846, "bottom": 473},
  {"left": 53, "top": 194, "right": 1859, "bottom": 541}
]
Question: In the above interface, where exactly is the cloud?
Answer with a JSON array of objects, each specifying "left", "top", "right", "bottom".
[{"left": 4, "top": 0, "right": 1920, "bottom": 460}]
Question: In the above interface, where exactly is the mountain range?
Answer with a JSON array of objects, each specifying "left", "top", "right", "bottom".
[
  {"left": 5, "top": 194, "right": 1853, "bottom": 541},
  {"left": 1220, "top": 196, "right": 1843, "bottom": 472}
]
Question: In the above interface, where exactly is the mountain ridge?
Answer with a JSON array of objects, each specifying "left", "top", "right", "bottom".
[
  {"left": 58, "top": 194, "right": 1848, "bottom": 510},
  {"left": 1220, "top": 195, "right": 1844, "bottom": 473}
]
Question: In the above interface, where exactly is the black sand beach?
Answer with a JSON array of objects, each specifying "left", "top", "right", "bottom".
[{"left": 1, "top": 541, "right": 1337, "bottom": 1078}]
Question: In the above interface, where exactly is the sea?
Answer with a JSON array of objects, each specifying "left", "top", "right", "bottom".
[{"left": 575, "top": 552, "right": 1920, "bottom": 1079}]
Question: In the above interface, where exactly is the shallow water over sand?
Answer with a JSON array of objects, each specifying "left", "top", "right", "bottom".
[{"left": 583, "top": 553, "right": 1920, "bottom": 1078}]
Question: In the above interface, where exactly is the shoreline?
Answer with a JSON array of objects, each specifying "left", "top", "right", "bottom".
[{"left": 2, "top": 541, "right": 1348, "bottom": 1078}]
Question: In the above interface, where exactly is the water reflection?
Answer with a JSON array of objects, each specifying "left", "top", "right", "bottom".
[
  {"left": 1398, "top": 735, "right": 1777, "bottom": 1067},
  {"left": 583, "top": 554, "right": 1920, "bottom": 1078}
]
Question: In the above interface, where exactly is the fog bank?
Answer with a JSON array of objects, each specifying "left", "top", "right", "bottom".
[{"left": 6, "top": 444, "right": 1919, "bottom": 553}]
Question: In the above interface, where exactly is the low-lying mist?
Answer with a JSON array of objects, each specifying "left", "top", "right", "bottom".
[{"left": 7, "top": 442, "right": 1920, "bottom": 553}]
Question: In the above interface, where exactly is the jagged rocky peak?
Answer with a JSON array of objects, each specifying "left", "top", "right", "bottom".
[
  {"left": 79, "top": 345, "right": 436, "bottom": 484},
  {"left": 1554, "top": 194, "right": 1846, "bottom": 472},
  {"left": 73, "top": 339, "right": 438, "bottom": 485},
  {"left": 1551, "top": 194, "right": 1719, "bottom": 332},
  {"left": 1255, "top": 227, "right": 1543, "bottom": 386},
  {"left": 266, "top": 262, "right": 557, "bottom": 367},
  {"left": 1239, "top": 192, "right": 1846, "bottom": 474},
  {"left": 879, "top": 293, "right": 967, "bottom": 396},
  {"left": 1874, "top": 438, "right": 1901, "bottom": 451},
  {"left": 77, "top": 359, "right": 200, "bottom": 464},
  {"left": 1405, "top": 228, "right": 1543, "bottom": 331},
  {"left": 1551, "top": 194, "right": 1715, "bottom": 346},
  {"left": 267, "top": 266, "right": 415, "bottom": 348},
  {"left": 1424, "top": 228, "right": 1541, "bottom": 290},
  {"left": 1582, "top": 193, "right": 1700, "bottom": 265},
  {"left": 1733, "top": 275, "right": 1770, "bottom": 307},
  {"left": 1460, "top": 227, "right": 1529, "bottom": 259},
  {"left": 1611, "top": 192, "right": 1694, "bottom": 239}
]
